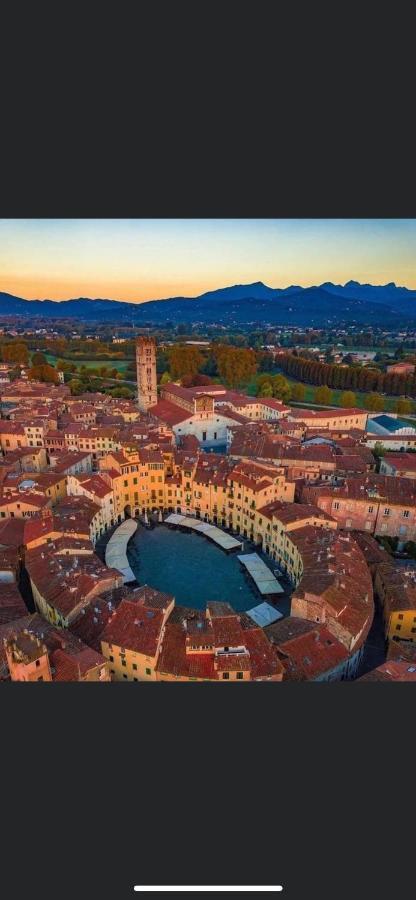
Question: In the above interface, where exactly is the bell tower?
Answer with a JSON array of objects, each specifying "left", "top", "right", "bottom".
[{"left": 136, "top": 336, "right": 158, "bottom": 412}]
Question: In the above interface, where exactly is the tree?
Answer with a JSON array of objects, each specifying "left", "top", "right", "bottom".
[
  {"left": 271, "top": 374, "right": 291, "bottom": 402},
  {"left": 291, "top": 382, "right": 306, "bottom": 402},
  {"left": 259, "top": 381, "right": 273, "bottom": 397},
  {"left": 68, "top": 378, "right": 84, "bottom": 395},
  {"left": 372, "top": 441, "right": 386, "bottom": 459},
  {"left": 201, "top": 353, "right": 219, "bottom": 378},
  {"left": 215, "top": 346, "right": 257, "bottom": 389},
  {"left": 394, "top": 398, "right": 412, "bottom": 415},
  {"left": 255, "top": 374, "right": 273, "bottom": 395},
  {"left": 1, "top": 342, "right": 29, "bottom": 365},
  {"left": 365, "top": 392, "right": 385, "bottom": 412},
  {"left": 181, "top": 374, "right": 195, "bottom": 388},
  {"left": 193, "top": 373, "right": 214, "bottom": 386},
  {"left": 57, "top": 359, "right": 77, "bottom": 373},
  {"left": 156, "top": 349, "right": 170, "bottom": 374},
  {"left": 340, "top": 390, "right": 357, "bottom": 408},
  {"left": 314, "top": 385, "right": 332, "bottom": 405},
  {"left": 257, "top": 351, "right": 276, "bottom": 373},
  {"left": 404, "top": 541, "right": 416, "bottom": 560},
  {"left": 169, "top": 345, "right": 203, "bottom": 381},
  {"left": 27, "top": 364, "right": 60, "bottom": 384},
  {"left": 109, "top": 386, "right": 134, "bottom": 399},
  {"left": 8, "top": 365, "right": 22, "bottom": 382},
  {"left": 31, "top": 351, "right": 47, "bottom": 366}
]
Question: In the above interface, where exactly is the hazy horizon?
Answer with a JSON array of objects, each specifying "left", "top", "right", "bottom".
[{"left": 1, "top": 218, "right": 415, "bottom": 303}]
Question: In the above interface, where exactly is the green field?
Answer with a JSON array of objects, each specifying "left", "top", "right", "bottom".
[{"left": 45, "top": 353, "right": 130, "bottom": 374}]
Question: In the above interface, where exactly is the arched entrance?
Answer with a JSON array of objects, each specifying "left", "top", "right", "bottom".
[{"left": 124, "top": 504, "right": 132, "bottom": 518}]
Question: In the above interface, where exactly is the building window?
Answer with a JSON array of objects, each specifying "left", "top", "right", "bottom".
[
  {"left": 384, "top": 508, "right": 390, "bottom": 516},
  {"left": 236, "top": 672, "right": 243, "bottom": 680},
  {"left": 398, "top": 614, "right": 404, "bottom": 620},
  {"left": 123, "top": 674, "right": 128, "bottom": 679},
  {"left": 396, "top": 624, "right": 402, "bottom": 631},
  {"left": 35, "top": 659, "right": 40, "bottom": 668},
  {"left": 222, "top": 672, "right": 230, "bottom": 680},
  {"left": 145, "top": 667, "right": 151, "bottom": 676},
  {"left": 38, "top": 676, "right": 44, "bottom": 681},
  {"left": 121, "top": 659, "right": 127, "bottom": 667},
  {"left": 109, "top": 655, "right": 114, "bottom": 662},
  {"left": 132, "top": 663, "right": 137, "bottom": 671}
]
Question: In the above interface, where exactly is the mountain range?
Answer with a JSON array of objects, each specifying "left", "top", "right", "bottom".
[{"left": 1, "top": 280, "right": 416, "bottom": 327}]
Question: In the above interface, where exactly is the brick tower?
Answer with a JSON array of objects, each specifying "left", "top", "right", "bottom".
[{"left": 136, "top": 336, "right": 158, "bottom": 412}]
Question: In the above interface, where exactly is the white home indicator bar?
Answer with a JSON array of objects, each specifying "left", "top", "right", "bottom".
[{"left": 134, "top": 888, "right": 283, "bottom": 893}]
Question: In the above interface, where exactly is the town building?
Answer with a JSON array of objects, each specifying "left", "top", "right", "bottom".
[
  {"left": 367, "top": 414, "right": 416, "bottom": 437},
  {"left": 100, "top": 586, "right": 175, "bottom": 681},
  {"left": 380, "top": 453, "right": 416, "bottom": 479},
  {"left": 302, "top": 474, "right": 416, "bottom": 543},
  {"left": 67, "top": 473, "right": 116, "bottom": 533},
  {"left": 253, "top": 499, "right": 336, "bottom": 564},
  {"left": 373, "top": 563, "right": 416, "bottom": 643},
  {"left": 287, "top": 407, "right": 369, "bottom": 431},
  {"left": 0, "top": 616, "right": 110, "bottom": 682},
  {"left": 26, "top": 538, "right": 123, "bottom": 627},
  {"left": 267, "top": 618, "right": 353, "bottom": 681},
  {"left": 289, "top": 528, "right": 374, "bottom": 663}
]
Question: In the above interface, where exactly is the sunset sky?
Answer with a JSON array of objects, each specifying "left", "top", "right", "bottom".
[{"left": 0, "top": 219, "right": 416, "bottom": 303}]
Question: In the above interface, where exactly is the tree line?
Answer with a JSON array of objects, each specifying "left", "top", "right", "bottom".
[{"left": 278, "top": 352, "right": 416, "bottom": 397}]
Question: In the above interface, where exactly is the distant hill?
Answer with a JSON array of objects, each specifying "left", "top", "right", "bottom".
[{"left": 1, "top": 280, "right": 416, "bottom": 326}]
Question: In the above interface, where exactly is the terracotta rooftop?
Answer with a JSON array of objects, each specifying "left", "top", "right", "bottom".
[
  {"left": 100, "top": 599, "right": 165, "bottom": 657},
  {"left": 304, "top": 473, "right": 416, "bottom": 505},
  {"left": 72, "top": 474, "right": 113, "bottom": 499},
  {"left": 148, "top": 400, "right": 192, "bottom": 426},
  {"left": 382, "top": 452, "right": 416, "bottom": 472},
  {"left": 274, "top": 625, "right": 349, "bottom": 680},
  {"left": 0, "top": 517, "right": 25, "bottom": 548},
  {"left": 257, "top": 499, "right": 336, "bottom": 526},
  {"left": 0, "top": 583, "right": 28, "bottom": 626},
  {"left": 289, "top": 407, "right": 367, "bottom": 420},
  {"left": 375, "top": 562, "right": 416, "bottom": 613},
  {"left": 25, "top": 543, "right": 121, "bottom": 620},
  {"left": 359, "top": 660, "right": 416, "bottom": 681},
  {"left": 290, "top": 527, "right": 374, "bottom": 652}
]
